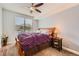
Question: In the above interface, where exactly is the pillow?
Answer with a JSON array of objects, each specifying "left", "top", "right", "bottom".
[{"left": 40, "top": 29, "right": 48, "bottom": 34}]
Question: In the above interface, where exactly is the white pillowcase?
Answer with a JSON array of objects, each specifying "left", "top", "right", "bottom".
[{"left": 40, "top": 30, "right": 49, "bottom": 34}]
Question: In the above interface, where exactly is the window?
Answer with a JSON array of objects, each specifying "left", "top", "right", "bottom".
[{"left": 15, "top": 16, "right": 32, "bottom": 33}]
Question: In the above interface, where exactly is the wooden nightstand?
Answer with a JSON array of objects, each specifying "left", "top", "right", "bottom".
[{"left": 51, "top": 37, "right": 62, "bottom": 51}]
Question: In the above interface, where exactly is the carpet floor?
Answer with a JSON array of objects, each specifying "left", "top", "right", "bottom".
[
  {"left": 0, "top": 43, "right": 77, "bottom": 56},
  {"left": 34, "top": 47, "right": 77, "bottom": 56}
]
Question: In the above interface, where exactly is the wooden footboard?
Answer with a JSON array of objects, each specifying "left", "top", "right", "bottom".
[
  {"left": 15, "top": 38, "right": 51, "bottom": 56},
  {"left": 15, "top": 38, "right": 25, "bottom": 56}
]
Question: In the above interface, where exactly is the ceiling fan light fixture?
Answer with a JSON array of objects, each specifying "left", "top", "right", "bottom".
[
  {"left": 30, "top": 7, "right": 36, "bottom": 11},
  {"left": 28, "top": 3, "right": 44, "bottom": 13}
]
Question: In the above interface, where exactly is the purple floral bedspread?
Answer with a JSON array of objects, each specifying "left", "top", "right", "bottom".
[{"left": 18, "top": 32, "right": 51, "bottom": 51}]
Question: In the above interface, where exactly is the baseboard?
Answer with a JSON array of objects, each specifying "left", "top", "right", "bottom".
[{"left": 62, "top": 46, "right": 79, "bottom": 55}]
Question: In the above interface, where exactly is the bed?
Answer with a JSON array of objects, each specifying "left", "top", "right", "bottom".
[{"left": 17, "top": 32, "right": 51, "bottom": 56}]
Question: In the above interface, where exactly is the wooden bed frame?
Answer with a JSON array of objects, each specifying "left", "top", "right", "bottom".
[
  {"left": 15, "top": 38, "right": 51, "bottom": 56},
  {"left": 15, "top": 38, "right": 25, "bottom": 56}
]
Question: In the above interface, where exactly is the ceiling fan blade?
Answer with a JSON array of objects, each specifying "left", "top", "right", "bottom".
[
  {"left": 35, "top": 9, "right": 41, "bottom": 13},
  {"left": 34, "top": 3, "right": 44, "bottom": 7}
]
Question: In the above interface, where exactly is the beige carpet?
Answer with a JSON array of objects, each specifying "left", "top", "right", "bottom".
[
  {"left": 0, "top": 43, "right": 19, "bottom": 56},
  {"left": 0, "top": 43, "right": 77, "bottom": 56},
  {"left": 34, "top": 47, "right": 77, "bottom": 56}
]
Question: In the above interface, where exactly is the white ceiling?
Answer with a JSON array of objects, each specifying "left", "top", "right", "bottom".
[{"left": 0, "top": 3, "right": 79, "bottom": 19}]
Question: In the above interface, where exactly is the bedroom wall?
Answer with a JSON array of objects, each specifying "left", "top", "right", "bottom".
[
  {"left": 2, "top": 9, "right": 33, "bottom": 43},
  {"left": 0, "top": 7, "right": 2, "bottom": 48},
  {"left": 39, "top": 5, "right": 79, "bottom": 52},
  {"left": 32, "top": 20, "right": 39, "bottom": 32}
]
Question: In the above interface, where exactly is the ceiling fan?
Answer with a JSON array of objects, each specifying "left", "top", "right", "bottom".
[{"left": 29, "top": 3, "right": 44, "bottom": 13}]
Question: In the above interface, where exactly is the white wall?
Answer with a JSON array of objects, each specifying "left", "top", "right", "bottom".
[
  {"left": 0, "top": 7, "right": 2, "bottom": 47},
  {"left": 39, "top": 5, "right": 79, "bottom": 52},
  {"left": 2, "top": 9, "right": 33, "bottom": 43},
  {"left": 32, "top": 20, "right": 39, "bottom": 32}
]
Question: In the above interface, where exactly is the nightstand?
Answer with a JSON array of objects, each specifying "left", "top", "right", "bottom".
[{"left": 51, "top": 37, "right": 62, "bottom": 51}]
